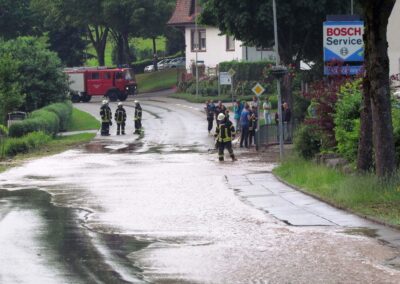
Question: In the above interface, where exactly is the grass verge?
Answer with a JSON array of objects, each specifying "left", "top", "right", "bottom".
[
  {"left": 136, "top": 69, "right": 178, "bottom": 93},
  {"left": 273, "top": 156, "right": 400, "bottom": 227},
  {"left": 0, "top": 107, "right": 99, "bottom": 173},
  {"left": 68, "top": 108, "right": 100, "bottom": 131},
  {"left": 0, "top": 133, "right": 96, "bottom": 174}
]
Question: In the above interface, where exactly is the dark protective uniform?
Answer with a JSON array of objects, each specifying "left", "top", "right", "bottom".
[
  {"left": 115, "top": 106, "right": 127, "bottom": 135},
  {"left": 134, "top": 103, "right": 142, "bottom": 134},
  {"left": 100, "top": 104, "right": 112, "bottom": 136},
  {"left": 206, "top": 103, "right": 215, "bottom": 133},
  {"left": 249, "top": 113, "right": 258, "bottom": 146},
  {"left": 215, "top": 120, "right": 236, "bottom": 162}
]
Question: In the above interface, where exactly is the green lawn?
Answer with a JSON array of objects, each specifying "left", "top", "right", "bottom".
[
  {"left": 136, "top": 69, "right": 178, "bottom": 93},
  {"left": 86, "top": 37, "right": 166, "bottom": 67},
  {"left": 274, "top": 156, "right": 400, "bottom": 227},
  {"left": 170, "top": 92, "right": 257, "bottom": 104},
  {"left": 68, "top": 108, "right": 100, "bottom": 131}
]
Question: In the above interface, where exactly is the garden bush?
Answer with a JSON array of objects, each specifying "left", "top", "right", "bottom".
[
  {"left": 4, "top": 131, "right": 51, "bottom": 156},
  {"left": 219, "top": 61, "right": 274, "bottom": 81},
  {"left": 294, "top": 124, "right": 322, "bottom": 159},
  {"left": 334, "top": 80, "right": 362, "bottom": 162},
  {"left": 43, "top": 102, "right": 72, "bottom": 131},
  {"left": 8, "top": 102, "right": 72, "bottom": 138}
]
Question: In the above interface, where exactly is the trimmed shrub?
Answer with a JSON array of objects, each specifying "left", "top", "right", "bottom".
[
  {"left": 219, "top": 61, "right": 274, "bottom": 81},
  {"left": 0, "top": 124, "right": 7, "bottom": 136},
  {"left": 294, "top": 124, "right": 322, "bottom": 159},
  {"left": 4, "top": 131, "right": 51, "bottom": 156},
  {"left": 43, "top": 102, "right": 72, "bottom": 131},
  {"left": 8, "top": 102, "right": 72, "bottom": 138}
]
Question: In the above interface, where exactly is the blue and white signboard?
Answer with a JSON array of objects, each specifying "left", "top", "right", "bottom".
[{"left": 323, "top": 21, "right": 364, "bottom": 75}]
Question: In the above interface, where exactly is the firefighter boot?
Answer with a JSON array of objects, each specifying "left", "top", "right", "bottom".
[{"left": 231, "top": 154, "right": 237, "bottom": 162}]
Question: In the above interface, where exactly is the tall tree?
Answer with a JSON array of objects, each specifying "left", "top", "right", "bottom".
[
  {"left": 361, "top": 0, "right": 396, "bottom": 176},
  {"left": 103, "top": 0, "right": 150, "bottom": 65},
  {"left": 141, "top": 0, "right": 176, "bottom": 55},
  {"left": 0, "top": 0, "right": 39, "bottom": 39},
  {"left": 201, "top": 0, "right": 348, "bottom": 107}
]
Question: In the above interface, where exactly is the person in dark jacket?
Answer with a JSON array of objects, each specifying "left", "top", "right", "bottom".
[
  {"left": 100, "top": 100, "right": 112, "bottom": 136},
  {"left": 114, "top": 102, "right": 127, "bottom": 135},
  {"left": 248, "top": 108, "right": 258, "bottom": 147},
  {"left": 283, "top": 102, "right": 292, "bottom": 141},
  {"left": 215, "top": 113, "right": 237, "bottom": 162},
  {"left": 205, "top": 100, "right": 215, "bottom": 134},
  {"left": 134, "top": 100, "right": 142, "bottom": 134}
]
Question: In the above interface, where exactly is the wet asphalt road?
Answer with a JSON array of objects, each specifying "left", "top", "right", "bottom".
[{"left": 1, "top": 92, "right": 400, "bottom": 283}]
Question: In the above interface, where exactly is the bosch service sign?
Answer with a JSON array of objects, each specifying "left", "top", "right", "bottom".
[{"left": 323, "top": 21, "right": 364, "bottom": 75}]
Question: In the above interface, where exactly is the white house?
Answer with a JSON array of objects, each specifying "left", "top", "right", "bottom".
[
  {"left": 167, "top": 0, "right": 275, "bottom": 72},
  {"left": 388, "top": 1, "right": 400, "bottom": 77}
]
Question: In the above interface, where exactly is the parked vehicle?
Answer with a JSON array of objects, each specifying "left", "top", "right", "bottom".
[
  {"left": 168, "top": 57, "right": 186, "bottom": 68},
  {"left": 144, "top": 64, "right": 155, "bottom": 73},
  {"left": 158, "top": 59, "right": 173, "bottom": 70},
  {"left": 65, "top": 67, "right": 137, "bottom": 103}
]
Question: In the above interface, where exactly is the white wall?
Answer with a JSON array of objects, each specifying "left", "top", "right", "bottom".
[
  {"left": 185, "top": 26, "right": 274, "bottom": 72},
  {"left": 388, "top": 1, "right": 400, "bottom": 76}
]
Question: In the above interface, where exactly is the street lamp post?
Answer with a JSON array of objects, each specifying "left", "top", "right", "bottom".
[{"left": 272, "top": 0, "right": 284, "bottom": 160}]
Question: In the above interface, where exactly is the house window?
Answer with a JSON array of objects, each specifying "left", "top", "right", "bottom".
[
  {"left": 191, "top": 29, "right": 206, "bottom": 52},
  {"left": 226, "top": 35, "right": 235, "bottom": 51}
]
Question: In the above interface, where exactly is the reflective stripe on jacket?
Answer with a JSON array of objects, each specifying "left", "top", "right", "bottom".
[{"left": 215, "top": 122, "right": 236, "bottom": 143}]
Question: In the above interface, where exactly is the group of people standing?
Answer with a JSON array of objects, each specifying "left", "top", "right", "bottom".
[
  {"left": 100, "top": 100, "right": 143, "bottom": 136},
  {"left": 206, "top": 96, "right": 292, "bottom": 161}
]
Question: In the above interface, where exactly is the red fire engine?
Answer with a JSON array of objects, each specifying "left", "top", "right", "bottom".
[{"left": 65, "top": 67, "right": 137, "bottom": 102}]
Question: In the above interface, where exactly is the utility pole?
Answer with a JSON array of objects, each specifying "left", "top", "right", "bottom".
[
  {"left": 195, "top": 0, "right": 199, "bottom": 102},
  {"left": 273, "top": 0, "right": 284, "bottom": 160},
  {"left": 351, "top": 0, "right": 354, "bottom": 15}
]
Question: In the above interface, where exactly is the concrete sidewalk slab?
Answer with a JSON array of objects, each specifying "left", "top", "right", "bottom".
[{"left": 227, "top": 172, "right": 400, "bottom": 247}]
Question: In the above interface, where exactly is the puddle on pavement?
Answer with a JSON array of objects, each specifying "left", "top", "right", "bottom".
[
  {"left": 385, "top": 256, "right": 400, "bottom": 270},
  {"left": 0, "top": 188, "right": 149, "bottom": 283},
  {"left": 342, "top": 227, "right": 379, "bottom": 238},
  {"left": 85, "top": 142, "right": 142, "bottom": 154}
]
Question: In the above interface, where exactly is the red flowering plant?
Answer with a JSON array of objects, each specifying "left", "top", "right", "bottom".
[{"left": 302, "top": 60, "right": 358, "bottom": 150}]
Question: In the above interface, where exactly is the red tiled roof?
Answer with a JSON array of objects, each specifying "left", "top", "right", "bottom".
[{"left": 167, "top": 0, "right": 201, "bottom": 26}]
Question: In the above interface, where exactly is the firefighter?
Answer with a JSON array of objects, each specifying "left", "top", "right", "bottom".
[
  {"left": 114, "top": 102, "right": 127, "bottom": 135},
  {"left": 215, "top": 113, "right": 237, "bottom": 162},
  {"left": 100, "top": 100, "right": 112, "bottom": 136},
  {"left": 134, "top": 100, "right": 142, "bottom": 134}
]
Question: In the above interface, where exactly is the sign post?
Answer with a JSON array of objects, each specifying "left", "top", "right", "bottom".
[
  {"left": 252, "top": 83, "right": 265, "bottom": 151},
  {"left": 323, "top": 18, "right": 364, "bottom": 75}
]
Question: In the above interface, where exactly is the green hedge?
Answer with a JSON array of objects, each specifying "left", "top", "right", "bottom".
[
  {"left": 8, "top": 102, "right": 72, "bottom": 138},
  {"left": 219, "top": 61, "right": 274, "bottom": 81},
  {"left": 42, "top": 102, "right": 72, "bottom": 131},
  {"left": 4, "top": 131, "right": 51, "bottom": 156}
]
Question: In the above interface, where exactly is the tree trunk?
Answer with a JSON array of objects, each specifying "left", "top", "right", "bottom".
[
  {"left": 363, "top": 0, "right": 396, "bottom": 176},
  {"left": 122, "top": 33, "right": 132, "bottom": 65},
  {"left": 87, "top": 25, "right": 109, "bottom": 66},
  {"left": 152, "top": 37, "right": 157, "bottom": 55},
  {"left": 357, "top": 77, "right": 373, "bottom": 172}
]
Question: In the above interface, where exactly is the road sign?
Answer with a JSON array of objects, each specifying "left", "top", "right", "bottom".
[
  {"left": 252, "top": 83, "right": 265, "bottom": 96},
  {"left": 228, "top": 68, "right": 236, "bottom": 77},
  {"left": 219, "top": 72, "right": 232, "bottom": 85}
]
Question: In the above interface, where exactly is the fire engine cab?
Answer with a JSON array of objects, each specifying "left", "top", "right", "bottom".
[{"left": 65, "top": 67, "right": 137, "bottom": 103}]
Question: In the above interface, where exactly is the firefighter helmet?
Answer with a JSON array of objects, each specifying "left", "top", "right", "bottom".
[
  {"left": 217, "top": 113, "right": 225, "bottom": 121},
  {"left": 118, "top": 102, "right": 123, "bottom": 107},
  {"left": 102, "top": 100, "right": 108, "bottom": 105}
]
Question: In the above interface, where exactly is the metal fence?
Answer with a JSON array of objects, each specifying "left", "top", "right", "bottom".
[{"left": 256, "top": 122, "right": 297, "bottom": 148}]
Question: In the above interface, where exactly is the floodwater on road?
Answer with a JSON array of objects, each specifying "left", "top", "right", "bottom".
[{"left": 1, "top": 97, "right": 400, "bottom": 283}]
